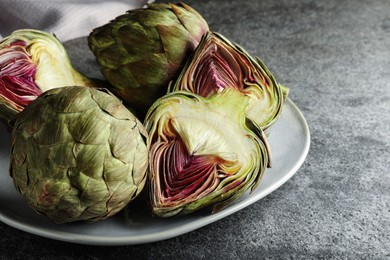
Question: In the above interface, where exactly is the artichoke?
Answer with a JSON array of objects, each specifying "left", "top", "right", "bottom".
[
  {"left": 10, "top": 86, "right": 148, "bottom": 223},
  {"left": 88, "top": 3, "right": 209, "bottom": 116},
  {"left": 169, "top": 31, "right": 288, "bottom": 131},
  {"left": 144, "top": 89, "right": 270, "bottom": 217},
  {"left": 0, "top": 29, "right": 104, "bottom": 125}
]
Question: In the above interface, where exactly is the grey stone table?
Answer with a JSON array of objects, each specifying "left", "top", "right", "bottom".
[{"left": 1, "top": 0, "right": 389, "bottom": 259}]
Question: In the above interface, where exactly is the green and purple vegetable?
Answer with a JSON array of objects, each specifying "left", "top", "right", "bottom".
[
  {"left": 10, "top": 86, "right": 148, "bottom": 223},
  {"left": 144, "top": 90, "right": 270, "bottom": 217},
  {"left": 88, "top": 3, "right": 209, "bottom": 116},
  {"left": 0, "top": 29, "right": 103, "bottom": 124}
]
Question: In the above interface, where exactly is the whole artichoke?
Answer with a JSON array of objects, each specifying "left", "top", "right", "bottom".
[
  {"left": 144, "top": 89, "right": 270, "bottom": 217},
  {"left": 170, "top": 31, "right": 288, "bottom": 132},
  {"left": 10, "top": 86, "right": 148, "bottom": 223},
  {"left": 88, "top": 3, "right": 209, "bottom": 115},
  {"left": 0, "top": 29, "right": 104, "bottom": 125}
]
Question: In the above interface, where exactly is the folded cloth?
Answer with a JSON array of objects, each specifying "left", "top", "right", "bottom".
[{"left": 0, "top": 0, "right": 153, "bottom": 41}]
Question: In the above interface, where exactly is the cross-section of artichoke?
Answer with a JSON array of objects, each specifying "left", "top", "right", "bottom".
[
  {"left": 144, "top": 89, "right": 270, "bottom": 217},
  {"left": 170, "top": 31, "right": 288, "bottom": 132},
  {"left": 10, "top": 86, "right": 148, "bottom": 223},
  {"left": 88, "top": 3, "right": 209, "bottom": 116},
  {"left": 0, "top": 29, "right": 104, "bottom": 125}
]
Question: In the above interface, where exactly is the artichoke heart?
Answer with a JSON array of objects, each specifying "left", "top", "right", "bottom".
[
  {"left": 10, "top": 86, "right": 148, "bottom": 223},
  {"left": 144, "top": 90, "right": 270, "bottom": 217},
  {"left": 0, "top": 29, "right": 104, "bottom": 125},
  {"left": 170, "top": 31, "right": 288, "bottom": 131},
  {"left": 88, "top": 3, "right": 209, "bottom": 116}
]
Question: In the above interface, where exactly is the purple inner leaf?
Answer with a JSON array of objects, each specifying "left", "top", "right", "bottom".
[
  {"left": 0, "top": 41, "right": 42, "bottom": 109},
  {"left": 151, "top": 135, "right": 235, "bottom": 203},
  {"left": 184, "top": 33, "right": 271, "bottom": 98},
  {"left": 193, "top": 42, "right": 243, "bottom": 97},
  {"left": 160, "top": 138, "right": 217, "bottom": 201}
]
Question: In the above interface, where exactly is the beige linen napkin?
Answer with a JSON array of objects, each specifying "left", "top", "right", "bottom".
[{"left": 0, "top": 0, "right": 153, "bottom": 41}]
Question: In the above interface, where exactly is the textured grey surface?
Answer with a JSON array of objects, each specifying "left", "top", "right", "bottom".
[{"left": 1, "top": 0, "right": 390, "bottom": 259}]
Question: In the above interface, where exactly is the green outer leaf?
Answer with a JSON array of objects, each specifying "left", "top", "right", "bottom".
[{"left": 0, "top": 101, "right": 19, "bottom": 126}]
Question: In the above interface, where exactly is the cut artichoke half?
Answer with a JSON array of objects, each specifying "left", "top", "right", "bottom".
[
  {"left": 169, "top": 31, "right": 288, "bottom": 132},
  {"left": 0, "top": 29, "right": 102, "bottom": 124},
  {"left": 144, "top": 89, "right": 270, "bottom": 217}
]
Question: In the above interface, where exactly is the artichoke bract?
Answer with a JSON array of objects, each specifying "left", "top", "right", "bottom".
[
  {"left": 88, "top": 3, "right": 209, "bottom": 116},
  {"left": 0, "top": 29, "right": 104, "bottom": 125},
  {"left": 170, "top": 31, "right": 288, "bottom": 132},
  {"left": 10, "top": 86, "right": 148, "bottom": 223},
  {"left": 144, "top": 90, "right": 270, "bottom": 217}
]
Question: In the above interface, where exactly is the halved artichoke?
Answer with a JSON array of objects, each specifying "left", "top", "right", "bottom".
[
  {"left": 10, "top": 86, "right": 148, "bottom": 223},
  {"left": 144, "top": 89, "right": 270, "bottom": 217},
  {"left": 0, "top": 29, "right": 104, "bottom": 125},
  {"left": 169, "top": 31, "right": 288, "bottom": 131},
  {"left": 88, "top": 3, "right": 209, "bottom": 116}
]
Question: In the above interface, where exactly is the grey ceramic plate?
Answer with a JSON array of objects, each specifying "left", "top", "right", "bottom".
[{"left": 0, "top": 98, "right": 310, "bottom": 246}]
